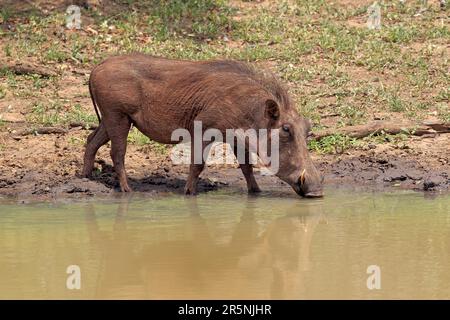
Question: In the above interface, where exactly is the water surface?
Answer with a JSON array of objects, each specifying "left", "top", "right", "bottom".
[{"left": 0, "top": 189, "right": 449, "bottom": 299}]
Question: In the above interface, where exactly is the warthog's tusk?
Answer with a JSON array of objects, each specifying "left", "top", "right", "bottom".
[{"left": 299, "top": 169, "right": 306, "bottom": 186}]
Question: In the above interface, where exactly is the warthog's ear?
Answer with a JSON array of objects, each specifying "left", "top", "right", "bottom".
[{"left": 265, "top": 99, "right": 280, "bottom": 121}]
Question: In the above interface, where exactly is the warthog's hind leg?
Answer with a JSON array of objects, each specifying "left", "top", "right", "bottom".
[
  {"left": 82, "top": 122, "right": 110, "bottom": 177},
  {"left": 184, "top": 141, "right": 211, "bottom": 195}
]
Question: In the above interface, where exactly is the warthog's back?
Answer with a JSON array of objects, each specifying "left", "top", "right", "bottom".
[{"left": 89, "top": 53, "right": 290, "bottom": 143}]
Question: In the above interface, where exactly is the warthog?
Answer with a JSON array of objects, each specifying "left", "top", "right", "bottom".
[{"left": 82, "top": 54, "right": 323, "bottom": 197}]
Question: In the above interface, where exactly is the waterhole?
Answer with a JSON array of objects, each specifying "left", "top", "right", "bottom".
[{"left": 0, "top": 189, "right": 449, "bottom": 299}]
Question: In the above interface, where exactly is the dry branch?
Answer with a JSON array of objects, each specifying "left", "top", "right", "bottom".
[
  {"left": 69, "top": 122, "right": 98, "bottom": 130},
  {"left": 1, "top": 60, "right": 57, "bottom": 77},
  {"left": 312, "top": 120, "right": 450, "bottom": 140},
  {"left": 13, "top": 127, "right": 68, "bottom": 137}
]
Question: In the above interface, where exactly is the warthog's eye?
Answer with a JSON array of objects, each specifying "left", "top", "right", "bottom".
[{"left": 282, "top": 124, "right": 290, "bottom": 133}]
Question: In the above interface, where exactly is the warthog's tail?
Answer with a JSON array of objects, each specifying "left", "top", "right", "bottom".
[{"left": 88, "top": 76, "right": 101, "bottom": 123}]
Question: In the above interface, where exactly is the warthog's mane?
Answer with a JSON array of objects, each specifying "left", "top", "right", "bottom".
[{"left": 203, "top": 60, "right": 291, "bottom": 108}]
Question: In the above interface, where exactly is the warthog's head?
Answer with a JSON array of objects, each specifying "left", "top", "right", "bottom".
[{"left": 263, "top": 99, "right": 324, "bottom": 198}]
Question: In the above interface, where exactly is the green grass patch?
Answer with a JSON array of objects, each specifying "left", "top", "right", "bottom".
[
  {"left": 127, "top": 127, "right": 168, "bottom": 153},
  {"left": 29, "top": 102, "right": 98, "bottom": 127},
  {"left": 363, "top": 131, "right": 410, "bottom": 147},
  {"left": 0, "top": 85, "right": 6, "bottom": 99},
  {"left": 308, "top": 134, "right": 358, "bottom": 154},
  {"left": 146, "top": 0, "right": 234, "bottom": 40}
]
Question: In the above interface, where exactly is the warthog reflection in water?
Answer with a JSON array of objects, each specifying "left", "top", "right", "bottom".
[{"left": 84, "top": 196, "right": 327, "bottom": 299}]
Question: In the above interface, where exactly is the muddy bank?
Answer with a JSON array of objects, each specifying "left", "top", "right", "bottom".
[
  {"left": 1, "top": 159, "right": 448, "bottom": 203},
  {"left": 320, "top": 155, "right": 450, "bottom": 193},
  {"left": 0, "top": 128, "right": 449, "bottom": 202}
]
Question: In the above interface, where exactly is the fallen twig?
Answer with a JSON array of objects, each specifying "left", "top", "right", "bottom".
[
  {"left": 320, "top": 113, "right": 340, "bottom": 119},
  {"left": 69, "top": 122, "right": 98, "bottom": 130},
  {"left": 13, "top": 127, "right": 68, "bottom": 137},
  {"left": 422, "top": 120, "right": 450, "bottom": 133},
  {"left": 312, "top": 120, "right": 450, "bottom": 140},
  {"left": 71, "top": 68, "right": 90, "bottom": 76},
  {"left": 1, "top": 60, "right": 57, "bottom": 77}
]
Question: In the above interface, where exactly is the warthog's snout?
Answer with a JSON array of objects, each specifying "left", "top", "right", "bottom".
[{"left": 293, "top": 169, "right": 324, "bottom": 198}]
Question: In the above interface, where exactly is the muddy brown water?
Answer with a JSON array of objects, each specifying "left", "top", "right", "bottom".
[{"left": 0, "top": 189, "right": 449, "bottom": 299}]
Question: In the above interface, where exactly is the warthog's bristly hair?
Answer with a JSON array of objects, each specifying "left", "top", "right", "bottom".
[{"left": 204, "top": 59, "right": 291, "bottom": 108}]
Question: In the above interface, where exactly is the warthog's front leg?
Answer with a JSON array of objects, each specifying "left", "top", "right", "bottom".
[
  {"left": 239, "top": 164, "right": 261, "bottom": 193},
  {"left": 184, "top": 163, "right": 205, "bottom": 195},
  {"left": 233, "top": 146, "right": 261, "bottom": 193}
]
